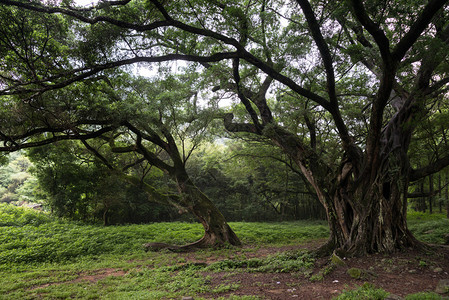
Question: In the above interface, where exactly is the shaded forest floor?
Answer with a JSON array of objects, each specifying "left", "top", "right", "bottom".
[
  {"left": 195, "top": 241, "right": 449, "bottom": 299},
  {"left": 2, "top": 206, "right": 449, "bottom": 299},
  {"left": 27, "top": 240, "right": 449, "bottom": 300}
]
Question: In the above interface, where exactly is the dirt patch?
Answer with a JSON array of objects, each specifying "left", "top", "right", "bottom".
[
  {"left": 194, "top": 243, "right": 449, "bottom": 299},
  {"left": 29, "top": 268, "right": 127, "bottom": 290},
  {"left": 71, "top": 268, "right": 127, "bottom": 283},
  {"left": 26, "top": 242, "right": 449, "bottom": 299}
]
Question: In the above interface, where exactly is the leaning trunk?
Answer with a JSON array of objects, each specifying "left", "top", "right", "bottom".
[
  {"left": 175, "top": 176, "right": 241, "bottom": 248},
  {"left": 123, "top": 172, "right": 241, "bottom": 249}
]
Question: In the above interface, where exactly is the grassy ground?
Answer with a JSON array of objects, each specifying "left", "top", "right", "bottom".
[{"left": 0, "top": 203, "right": 448, "bottom": 299}]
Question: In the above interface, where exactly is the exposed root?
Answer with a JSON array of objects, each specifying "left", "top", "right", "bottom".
[
  {"left": 312, "top": 238, "right": 337, "bottom": 258},
  {"left": 143, "top": 234, "right": 241, "bottom": 252}
]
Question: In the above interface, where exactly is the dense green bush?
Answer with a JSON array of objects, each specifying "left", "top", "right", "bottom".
[{"left": 0, "top": 203, "right": 52, "bottom": 227}]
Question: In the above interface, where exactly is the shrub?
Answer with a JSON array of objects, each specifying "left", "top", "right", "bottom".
[
  {"left": 334, "top": 283, "right": 389, "bottom": 299},
  {"left": 0, "top": 203, "right": 51, "bottom": 227}
]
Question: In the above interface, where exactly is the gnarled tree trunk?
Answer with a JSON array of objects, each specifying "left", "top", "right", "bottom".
[
  {"left": 124, "top": 171, "right": 241, "bottom": 251},
  {"left": 325, "top": 159, "right": 418, "bottom": 256},
  {"left": 175, "top": 175, "right": 242, "bottom": 248},
  {"left": 261, "top": 110, "right": 423, "bottom": 256}
]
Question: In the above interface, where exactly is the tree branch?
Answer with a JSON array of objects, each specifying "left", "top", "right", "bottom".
[
  {"left": 0, "top": 126, "right": 116, "bottom": 152},
  {"left": 410, "top": 154, "right": 449, "bottom": 182},
  {"left": 392, "top": 0, "right": 448, "bottom": 61},
  {"left": 348, "top": 0, "right": 391, "bottom": 62},
  {"left": 0, "top": 0, "right": 334, "bottom": 113},
  {"left": 223, "top": 113, "right": 259, "bottom": 134},
  {"left": 295, "top": 0, "right": 337, "bottom": 104},
  {"left": 0, "top": 53, "right": 240, "bottom": 96}
]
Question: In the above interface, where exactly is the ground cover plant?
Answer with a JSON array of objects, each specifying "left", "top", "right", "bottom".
[{"left": 0, "top": 204, "right": 448, "bottom": 299}]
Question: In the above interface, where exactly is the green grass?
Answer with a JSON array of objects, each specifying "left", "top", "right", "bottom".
[
  {"left": 0, "top": 204, "right": 326, "bottom": 299},
  {"left": 205, "top": 249, "right": 315, "bottom": 273},
  {"left": 333, "top": 284, "right": 445, "bottom": 300},
  {"left": 407, "top": 211, "right": 449, "bottom": 244},
  {"left": 230, "top": 220, "right": 329, "bottom": 244},
  {"left": 0, "top": 203, "right": 53, "bottom": 226},
  {"left": 333, "top": 283, "right": 389, "bottom": 299},
  {"left": 1, "top": 204, "right": 448, "bottom": 299},
  {"left": 0, "top": 204, "right": 329, "bottom": 266}
]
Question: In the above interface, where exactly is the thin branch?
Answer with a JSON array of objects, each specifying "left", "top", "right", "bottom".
[
  {"left": 295, "top": 0, "right": 337, "bottom": 104},
  {"left": 81, "top": 139, "right": 114, "bottom": 170},
  {"left": 349, "top": 0, "right": 391, "bottom": 62}
]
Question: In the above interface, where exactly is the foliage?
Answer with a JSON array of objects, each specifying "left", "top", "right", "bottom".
[
  {"left": 0, "top": 203, "right": 52, "bottom": 226},
  {"left": 407, "top": 211, "right": 448, "bottom": 222},
  {"left": 334, "top": 283, "right": 390, "bottom": 300},
  {"left": 1, "top": 0, "right": 449, "bottom": 255},
  {"left": 407, "top": 217, "right": 449, "bottom": 244},
  {"left": 231, "top": 221, "right": 329, "bottom": 244},
  {"left": 206, "top": 249, "right": 315, "bottom": 273},
  {"left": 0, "top": 204, "right": 328, "bottom": 266},
  {"left": 0, "top": 152, "right": 40, "bottom": 205},
  {"left": 0, "top": 207, "right": 447, "bottom": 299},
  {"left": 0, "top": 220, "right": 203, "bottom": 266},
  {"left": 405, "top": 292, "right": 444, "bottom": 300},
  {"left": 188, "top": 140, "right": 325, "bottom": 221},
  {"left": 27, "top": 142, "right": 179, "bottom": 224},
  {"left": 335, "top": 286, "right": 444, "bottom": 300}
]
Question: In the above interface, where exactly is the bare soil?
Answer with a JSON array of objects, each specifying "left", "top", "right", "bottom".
[
  {"left": 30, "top": 240, "right": 449, "bottom": 299},
  {"left": 193, "top": 241, "right": 449, "bottom": 299}
]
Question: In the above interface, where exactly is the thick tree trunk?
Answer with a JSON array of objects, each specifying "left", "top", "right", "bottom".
[
  {"left": 176, "top": 179, "right": 242, "bottom": 248},
  {"left": 124, "top": 173, "right": 241, "bottom": 249},
  {"left": 315, "top": 148, "right": 424, "bottom": 256},
  {"left": 265, "top": 123, "right": 423, "bottom": 256},
  {"left": 327, "top": 182, "right": 415, "bottom": 255}
]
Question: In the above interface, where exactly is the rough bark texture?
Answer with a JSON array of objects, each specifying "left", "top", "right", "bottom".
[
  {"left": 174, "top": 172, "right": 242, "bottom": 249},
  {"left": 124, "top": 171, "right": 241, "bottom": 250},
  {"left": 256, "top": 106, "right": 426, "bottom": 256}
]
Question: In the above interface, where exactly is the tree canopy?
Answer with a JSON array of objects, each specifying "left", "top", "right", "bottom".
[{"left": 0, "top": 0, "right": 448, "bottom": 255}]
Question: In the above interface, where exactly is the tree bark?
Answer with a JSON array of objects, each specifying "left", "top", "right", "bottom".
[
  {"left": 175, "top": 175, "right": 242, "bottom": 248},
  {"left": 125, "top": 172, "right": 241, "bottom": 250},
  {"left": 257, "top": 111, "right": 424, "bottom": 256},
  {"left": 429, "top": 174, "right": 434, "bottom": 214}
]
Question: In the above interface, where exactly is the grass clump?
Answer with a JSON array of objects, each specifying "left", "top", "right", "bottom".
[
  {"left": 230, "top": 221, "right": 329, "bottom": 244},
  {"left": 407, "top": 216, "right": 449, "bottom": 245},
  {"left": 335, "top": 285, "right": 445, "bottom": 300},
  {"left": 334, "top": 283, "right": 389, "bottom": 299},
  {"left": 405, "top": 292, "right": 443, "bottom": 299},
  {"left": 207, "top": 250, "right": 315, "bottom": 273}
]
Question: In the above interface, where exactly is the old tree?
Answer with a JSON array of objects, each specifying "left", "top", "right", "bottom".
[{"left": 1, "top": 0, "right": 449, "bottom": 255}]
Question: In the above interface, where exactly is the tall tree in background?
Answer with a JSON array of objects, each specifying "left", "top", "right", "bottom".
[{"left": 0, "top": 0, "right": 448, "bottom": 255}]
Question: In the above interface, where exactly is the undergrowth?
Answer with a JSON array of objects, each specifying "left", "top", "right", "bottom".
[
  {"left": 407, "top": 212, "right": 449, "bottom": 244},
  {"left": 334, "top": 283, "right": 444, "bottom": 300},
  {"left": 0, "top": 204, "right": 448, "bottom": 299},
  {"left": 206, "top": 250, "right": 315, "bottom": 273}
]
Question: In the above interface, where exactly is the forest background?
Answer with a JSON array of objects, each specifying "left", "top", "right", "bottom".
[{"left": 0, "top": 0, "right": 449, "bottom": 255}]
